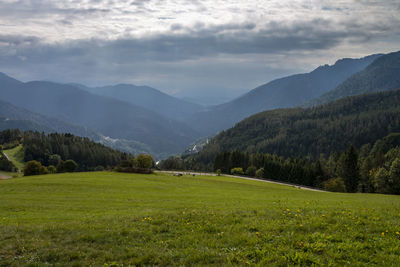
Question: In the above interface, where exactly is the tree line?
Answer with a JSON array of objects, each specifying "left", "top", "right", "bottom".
[
  {"left": 0, "top": 129, "right": 132, "bottom": 172},
  {"left": 160, "top": 133, "right": 400, "bottom": 194}
]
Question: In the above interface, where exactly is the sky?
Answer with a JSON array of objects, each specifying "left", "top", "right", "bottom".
[{"left": 0, "top": 0, "right": 399, "bottom": 102}]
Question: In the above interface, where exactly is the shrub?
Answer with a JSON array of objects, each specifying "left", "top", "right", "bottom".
[
  {"left": 95, "top": 165, "right": 105, "bottom": 171},
  {"left": 323, "top": 178, "right": 346, "bottom": 192},
  {"left": 231, "top": 167, "right": 244, "bottom": 175},
  {"left": 216, "top": 169, "right": 221, "bottom": 176},
  {"left": 47, "top": 165, "right": 57, "bottom": 174},
  {"left": 63, "top": 160, "right": 78, "bottom": 172},
  {"left": 245, "top": 166, "right": 257, "bottom": 177},
  {"left": 40, "top": 166, "right": 49, "bottom": 175},
  {"left": 24, "top": 160, "right": 48, "bottom": 176},
  {"left": 56, "top": 160, "right": 65, "bottom": 173},
  {"left": 136, "top": 154, "right": 154, "bottom": 169},
  {"left": 255, "top": 168, "right": 264, "bottom": 179}
]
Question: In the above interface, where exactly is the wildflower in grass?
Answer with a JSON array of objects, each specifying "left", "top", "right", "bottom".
[
  {"left": 381, "top": 232, "right": 385, "bottom": 237},
  {"left": 396, "top": 232, "right": 399, "bottom": 235},
  {"left": 142, "top": 216, "right": 152, "bottom": 222},
  {"left": 299, "top": 224, "right": 303, "bottom": 227}
]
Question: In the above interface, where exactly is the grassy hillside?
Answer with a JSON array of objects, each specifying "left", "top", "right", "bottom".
[
  {"left": 2, "top": 144, "right": 24, "bottom": 171},
  {"left": 0, "top": 172, "right": 399, "bottom": 265}
]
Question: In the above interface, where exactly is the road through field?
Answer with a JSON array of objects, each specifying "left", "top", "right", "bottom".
[{"left": 156, "top": 170, "right": 326, "bottom": 192}]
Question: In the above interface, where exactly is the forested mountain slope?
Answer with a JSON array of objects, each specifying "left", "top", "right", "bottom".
[
  {"left": 192, "top": 89, "right": 400, "bottom": 165},
  {"left": 0, "top": 99, "right": 98, "bottom": 138},
  {"left": 185, "top": 54, "right": 381, "bottom": 135},
  {"left": 308, "top": 51, "right": 400, "bottom": 105}
]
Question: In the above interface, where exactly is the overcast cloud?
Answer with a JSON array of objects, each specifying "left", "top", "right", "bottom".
[{"left": 0, "top": 0, "right": 399, "bottom": 99}]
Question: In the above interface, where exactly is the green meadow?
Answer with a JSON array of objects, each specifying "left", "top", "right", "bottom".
[
  {"left": 3, "top": 144, "right": 25, "bottom": 171},
  {"left": 0, "top": 172, "right": 399, "bottom": 266}
]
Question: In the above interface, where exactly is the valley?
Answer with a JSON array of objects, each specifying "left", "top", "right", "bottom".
[{"left": 1, "top": 1, "right": 400, "bottom": 265}]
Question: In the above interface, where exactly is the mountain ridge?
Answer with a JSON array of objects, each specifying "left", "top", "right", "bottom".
[
  {"left": 184, "top": 53, "right": 382, "bottom": 135},
  {"left": 0, "top": 74, "right": 200, "bottom": 157}
]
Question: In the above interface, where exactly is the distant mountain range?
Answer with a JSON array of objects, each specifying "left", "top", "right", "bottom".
[
  {"left": 1, "top": 50, "right": 399, "bottom": 159},
  {"left": 0, "top": 74, "right": 200, "bottom": 158},
  {"left": 184, "top": 54, "right": 382, "bottom": 135},
  {"left": 78, "top": 84, "right": 205, "bottom": 121}
]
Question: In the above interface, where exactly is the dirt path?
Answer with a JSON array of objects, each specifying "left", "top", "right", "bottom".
[
  {"left": 156, "top": 170, "right": 326, "bottom": 192},
  {"left": 2, "top": 151, "right": 10, "bottom": 161},
  {"left": 0, "top": 173, "right": 12, "bottom": 180}
]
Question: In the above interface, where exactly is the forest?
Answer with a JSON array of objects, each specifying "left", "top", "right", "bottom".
[
  {"left": 0, "top": 129, "right": 131, "bottom": 171},
  {"left": 160, "top": 133, "right": 400, "bottom": 194}
]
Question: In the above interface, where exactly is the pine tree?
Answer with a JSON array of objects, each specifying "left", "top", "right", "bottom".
[{"left": 340, "top": 145, "right": 360, "bottom": 193}]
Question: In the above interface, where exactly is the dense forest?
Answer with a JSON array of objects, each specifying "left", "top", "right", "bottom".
[
  {"left": 185, "top": 89, "right": 400, "bottom": 170},
  {"left": 0, "top": 129, "right": 131, "bottom": 171},
  {"left": 160, "top": 90, "right": 400, "bottom": 194},
  {"left": 160, "top": 133, "right": 400, "bottom": 194}
]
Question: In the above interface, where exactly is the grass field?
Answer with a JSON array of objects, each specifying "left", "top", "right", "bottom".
[
  {"left": 0, "top": 172, "right": 400, "bottom": 266},
  {"left": 3, "top": 144, "right": 25, "bottom": 171}
]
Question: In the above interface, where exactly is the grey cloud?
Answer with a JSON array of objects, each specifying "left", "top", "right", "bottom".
[{"left": 0, "top": 17, "right": 396, "bottom": 65}]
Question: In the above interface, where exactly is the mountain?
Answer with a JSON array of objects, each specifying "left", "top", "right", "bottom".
[
  {"left": 0, "top": 99, "right": 98, "bottom": 138},
  {"left": 0, "top": 99, "right": 162, "bottom": 156},
  {"left": 0, "top": 73, "right": 200, "bottom": 157},
  {"left": 185, "top": 54, "right": 382, "bottom": 135},
  {"left": 190, "top": 89, "right": 400, "bottom": 167},
  {"left": 307, "top": 51, "right": 400, "bottom": 106},
  {"left": 0, "top": 116, "right": 52, "bottom": 133},
  {"left": 80, "top": 84, "right": 204, "bottom": 121}
]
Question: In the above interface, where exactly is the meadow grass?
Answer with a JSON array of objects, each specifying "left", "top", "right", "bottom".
[
  {"left": 0, "top": 172, "right": 399, "bottom": 266},
  {"left": 3, "top": 144, "right": 25, "bottom": 171}
]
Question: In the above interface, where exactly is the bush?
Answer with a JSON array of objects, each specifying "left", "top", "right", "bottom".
[
  {"left": 245, "top": 166, "right": 257, "bottom": 177},
  {"left": 136, "top": 154, "right": 154, "bottom": 169},
  {"left": 40, "top": 166, "right": 49, "bottom": 175},
  {"left": 255, "top": 168, "right": 264, "bottom": 179},
  {"left": 323, "top": 178, "right": 346, "bottom": 192},
  {"left": 48, "top": 165, "right": 57, "bottom": 174},
  {"left": 216, "top": 169, "right": 221, "bottom": 176},
  {"left": 24, "top": 160, "right": 48, "bottom": 176},
  {"left": 56, "top": 160, "right": 65, "bottom": 173},
  {"left": 95, "top": 165, "right": 105, "bottom": 171},
  {"left": 63, "top": 160, "right": 78, "bottom": 172},
  {"left": 231, "top": 167, "right": 244, "bottom": 175},
  {"left": 48, "top": 154, "right": 62, "bottom": 167}
]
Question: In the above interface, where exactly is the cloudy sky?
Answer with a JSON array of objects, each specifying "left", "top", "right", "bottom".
[{"left": 0, "top": 0, "right": 399, "bottom": 102}]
